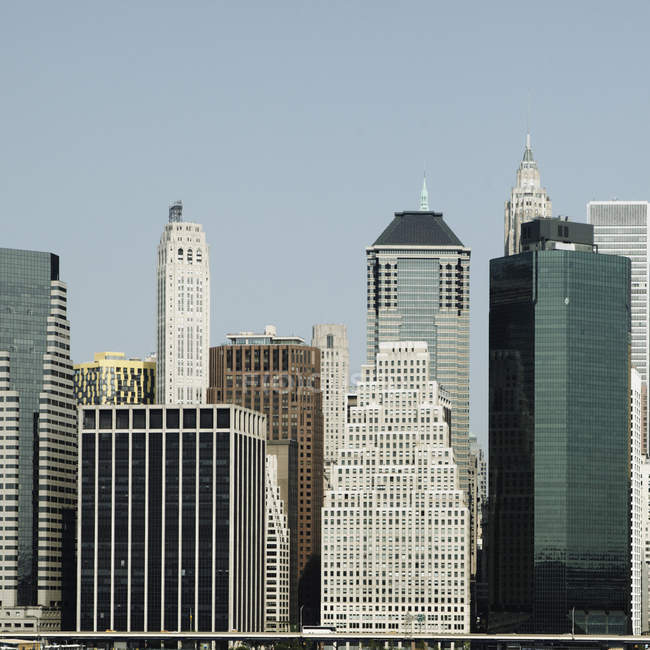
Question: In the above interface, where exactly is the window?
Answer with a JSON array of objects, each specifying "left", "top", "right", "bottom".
[
  {"left": 166, "top": 409, "right": 180, "bottom": 429},
  {"left": 217, "top": 408, "right": 230, "bottom": 429},
  {"left": 116, "top": 409, "right": 129, "bottom": 430},
  {"left": 150, "top": 409, "right": 163, "bottom": 429},
  {"left": 183, "top": 408, "right": 196, "bottom": 429},
  {"left": 83, "top": 409, "right": 96, "bottom": 430},
  {"left": 200, "top": 408, "right": 213, "bottom": 429},
  {"left": 99, "top": 409, "right": 112, "bottom": 429}
]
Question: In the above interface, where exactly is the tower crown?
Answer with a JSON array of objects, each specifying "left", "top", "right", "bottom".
[{"left": 169, "top": 200, "right": 183, "bottom": 223}]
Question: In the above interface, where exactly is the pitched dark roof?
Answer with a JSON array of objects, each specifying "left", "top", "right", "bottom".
[{"left": 372, "top": 211, "right": 464, "bottom": 247}]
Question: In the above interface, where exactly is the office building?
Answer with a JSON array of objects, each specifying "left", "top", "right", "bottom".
[
  {"left": 265, "top": 454, "right": 290, "bottom": 632},
  {"left": 468, "top": 436, "right": 487, "bottom": 580},
  {"left": 589, "top": 201, "right": 650, "bottom": 452},
  {"left": 0, "top": 248, "right": 76, "bottom": 632},
  {"left": 632, "top": 368, "right": 643, "bottom": 634},
  {"left": 311, "top": 324, "right": 349, "bottom": 475},
  {"left": 76, "top": 404, "right": 265, "bottom": 632},
  {"left": 156, "top": 201, "right": 210, "bottom": 404},
  {"left": 366, "top": 187, "right": 470, "bottom": 492},
  {"left": 321, "top": 342, "right": 470, "bottom": 634},
  {"left": 641, "top": 459, "right": 650, "bottom": 633},
  {"left": 208, "top": 325, "right": 323, "bottom": 623},
  {"left": 489, "top": 218, "right": 632, "bottom": 633},
  {"left": 503, "top": 133, "right": 552, "bottom": 256},
  {"left": 74, "top": 352, "right": 155, "bottom": 405}
]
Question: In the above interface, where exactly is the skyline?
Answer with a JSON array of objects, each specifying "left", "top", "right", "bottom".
[{"left": 3, "top": 1, "right": 650, "bottom": 447}]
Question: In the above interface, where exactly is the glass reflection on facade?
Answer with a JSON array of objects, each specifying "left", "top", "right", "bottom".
[{"left": 489, "top": 247, "right": 631, "bottom": 634}]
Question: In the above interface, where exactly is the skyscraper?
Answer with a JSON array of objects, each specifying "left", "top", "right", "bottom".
[
  {"left": 321, "top": 342, "right": 469, "bottom": 633},
  {"left": 77, "top": 404, "right": 265, "bottom": 632},
  {"left": 366, "top": 188, "right": 470, "bottom": 491},
  {"left": 503, "top": 133, "right": 552, "bottom": 255},
  {"left": 468, "top": 436, "right": 487, "bottom": 580},
  {"left": 156, "top": 201, "right": 210, "bottom": 404},
  {"left": 207, "top": 325, "right": 323, "bottom": 624},
  {"left": 589, "top": 200, "right": 650, "bottom": 452},
  {"left": 265, "top": 454, "right": 290, "bottom": 632},
  {"left": 0, "top": 248, "right": 76, "bottom": 632},
  {"left": 632, "top": 368, "right": 643, "bottom": 634},
  {"left": 74, "top": 351, "right": 155, "bottom": 405},
  {"left": 489, "top": 218, "right": 632, "bottom": 633},
  {"left": 311, "top": 324, "right": 349, "bottom": 472}
]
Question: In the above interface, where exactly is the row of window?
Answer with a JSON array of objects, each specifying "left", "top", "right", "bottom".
[{"left": 83, "top": 408, "right": 231, "bottom": 431}]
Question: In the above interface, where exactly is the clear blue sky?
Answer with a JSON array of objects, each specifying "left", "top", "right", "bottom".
[{"left": 2, "top": 1, "right": 649, "bottom": 448}]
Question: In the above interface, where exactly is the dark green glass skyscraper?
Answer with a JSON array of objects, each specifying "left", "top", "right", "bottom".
[{"left": 488, "top": 219, "right": 632, "bottom": 634}]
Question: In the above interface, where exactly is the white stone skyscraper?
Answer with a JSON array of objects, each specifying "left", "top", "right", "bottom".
[
  {"left": 504, "top": 133, "right": 552, "bottom": 255},
  {"left": 321, "top": 342, "right": 470, "bottom": 634},
  {"left": 589, "top": 200, "right": 650, "bottom": 452},
  {"left": 632, "top": 368, "right": 643, "bottom": 634},
  {"left": 366, "top": 188, "right": 470, "bottom": 491},
  {"left": 156, "top": 201, "right": 210, "bottom": 404},
  {"left": 265, "top": 454, "right": 290, "bottom": 631},
  {"left": 641, "top": 458, "right": 650, "bottom": 633},
  {"left": 311, "top": 324, "right": 349, "bottom": 471}
]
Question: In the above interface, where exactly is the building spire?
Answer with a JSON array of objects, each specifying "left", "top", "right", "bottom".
[
  {"left": 420, "top": 174, "right": 429, "bottom": 211},
  {"left": 523, "top": 132, "right": 534, "bottom": 162}
]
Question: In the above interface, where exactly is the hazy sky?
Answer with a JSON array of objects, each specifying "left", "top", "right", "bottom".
[{"left": 2, "top": 1, "right": 649, "bottom": 448}]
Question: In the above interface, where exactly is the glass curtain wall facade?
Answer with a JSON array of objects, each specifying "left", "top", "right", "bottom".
[
  {"left": 0, "top": 248, "right": 76, "bottom": 632},
  {"left": 489, "top": 248, "right": 632, "bottom": 634},
  {"left": 77, "top": 404, "right": 265, "bottom": 633}
]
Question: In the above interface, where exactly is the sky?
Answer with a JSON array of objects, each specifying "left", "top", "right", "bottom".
[{"left": 2, "top": 0, "right": 649, "bottom": 449}]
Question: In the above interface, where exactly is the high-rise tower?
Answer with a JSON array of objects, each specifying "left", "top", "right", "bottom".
[
  {"left": 156, "top": 201, "right": 210, "bottom": 404},
  {"left": 207, "top": 326, "right": 324, "bottom": 624},
  {"left": 366, "top": 187, "right": 470, "bottom": 491},
  {"left": 321, "top": 342, "right": 470, "bottom": 633},
  {"left": 588, "top": 200, "right": 650, "bottom": 452},
  {"left": 311, "top": 324, "right": 349, "bottom": 472},
  {"left": 0, "top": 248, "right": 76, "bottom": 632},
  {"left": 489, "top": 218, "right": 632, "bottom": 633},
  {"left": 504, "top": 133, "right": 552, "bottom": 255}
]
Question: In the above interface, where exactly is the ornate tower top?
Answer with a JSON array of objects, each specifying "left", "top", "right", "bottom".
[{"left": 504, "top": 132, "right": 552, "bottom": 255}]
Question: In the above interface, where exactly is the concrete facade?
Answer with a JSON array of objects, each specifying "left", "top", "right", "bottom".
[
  {"left": 321, "top": 342, "right": 470, "bottom": 634},
  {"left": 265, "top": 454, "right": 290, "bottom": 632},
  {"left": 589, "top": 200, "right": 650, "bottom": 453},
  {"left": 311, "top": 324, "right": 349, "bottom": 475},
  {"left": 156, "top": 201, "right": 210, "bottom": 404}
]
